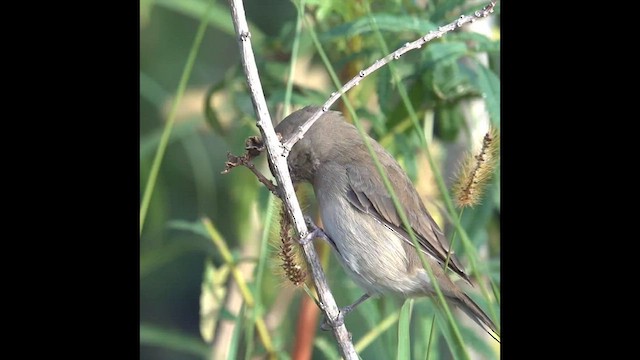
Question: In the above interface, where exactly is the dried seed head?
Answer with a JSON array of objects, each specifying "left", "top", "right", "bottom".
[
  {"left": 277, "top": 204, "right": 306, "bottom": 286},
  {"left": 453, "top": 127, "right": 500, "bottom": 208}
]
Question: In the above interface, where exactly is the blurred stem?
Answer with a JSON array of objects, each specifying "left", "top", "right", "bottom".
[
  {"left": 139, "top": 0, "right": 212, "bottom": 235},
  {"left": 253, "top": 194, "right": 277, "bottom": 310},
  {"left": 201, "top": 217, "right": 276, "bottom": 359},
  {"left": 293, "top": 292, "right": 320, "bottom": 360},
  {"left": 396, "top": 299, "right": 413, "bottom": 360},
  {"left": 424, "top": 316, "right": 437, "bottom": 360},
  {"left": 284, "top": 0, "right": 306, "bottom": 116},
  {"left": 490, "top": 279, "right": 500, "bottom": 305},
  {"left": 248, "top": 194, "right": 277, "bottom": 359},
  {"left": 443, "top": 209, "right": 464, "bottom": 270}
]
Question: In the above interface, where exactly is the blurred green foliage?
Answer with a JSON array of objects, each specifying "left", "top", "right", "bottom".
[{"left": 140, "top": 0, "right": 500, "bottom": 359}]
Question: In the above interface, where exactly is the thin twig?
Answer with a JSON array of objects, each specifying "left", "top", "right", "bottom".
[
  {"left": 226, "top": 0, "right": 359, "bottom": 358},
  {"left": 281, "top": 1, "right": 497, "bottom": 155},
  {"left": 221, "top": 136, "right": 280, "bottom": 195},
  {"left": 222, "top": 151, "right": 279, "bottom": 196}
]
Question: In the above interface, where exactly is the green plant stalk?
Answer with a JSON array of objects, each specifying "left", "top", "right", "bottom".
[
  {"left": 354, "top": 310, "right": 400, "bottom": 353},
  {"left": 364, "top": 1, "right": 499, "bottom": 326},
  {"left": 443, "top": 209, "right": 463, "bottom": 271},
  {"left": 253, "top": 194, "right": 276, "bottom": 311},
  {"left": 139, "top": 0, "right": 212, "bottom": 235},
  {"left": 397, "top": 299, "right": 414, "bottom": 360},
  {"left": 490, "top": 278, "right": 500, "bottom": 304},
  {"left": 283, "top": 0, "right": 306, "bottom": 116},
  {"left": 251, "top": 194, "right": 278, "bottom": 358},
  {"left": 425, "top": 315, "right": 437, "bottom": 360},
  {"left": 443, "top": 209, "right": 500, "bottom": 321},
  {"left": 244, "top": 316, "right": 255, "bottom": 360},
  {"left": 305, "top": 16, "right": 469, "bottom": 360},
  {"left": 227, "top": 304, "right": 246, "bottom": 360},
  {"left": 201, "top": 217, "right": 276, "bottom": 358}
]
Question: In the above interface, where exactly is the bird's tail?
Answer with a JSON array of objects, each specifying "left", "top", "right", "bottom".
[{"left": 449, "top": 293, "right": 500, "bottom": 343}]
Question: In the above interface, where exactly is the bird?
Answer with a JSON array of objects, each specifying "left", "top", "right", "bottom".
[{"left": 273, "top": 105, "right": 499, "bottom": 341}]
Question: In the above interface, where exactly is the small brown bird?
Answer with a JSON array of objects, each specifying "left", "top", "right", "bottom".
[{"left": 274, "top": 106, "right": 499, "bottom": 341}]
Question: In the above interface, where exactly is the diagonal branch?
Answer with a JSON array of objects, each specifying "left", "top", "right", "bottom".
[
  {"left": 281, "top": 1, "right": 496, "bottom": 156},
  {"left": 226, "top": 0, "right": 359, "bottom": 358}
]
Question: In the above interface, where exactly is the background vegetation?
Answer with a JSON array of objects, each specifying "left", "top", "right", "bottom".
[{"left": 140, "top": 0, "right": 500, "bottom": 359}]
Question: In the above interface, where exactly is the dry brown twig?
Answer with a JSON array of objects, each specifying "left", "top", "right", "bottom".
[
  {"left": 221, "top": 136, "right": 279, "bottom": 196},
  {"left": 223, "top": 1, "right": 498, "bottom": 358}
]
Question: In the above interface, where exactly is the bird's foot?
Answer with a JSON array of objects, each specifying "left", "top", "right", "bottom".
[
  {"left": 319, "top": 303, "right": 360, "bottom": 331},
  {"left": 320, "top": 307, "right": 348, "bottom": 331},
  {"left": 299, "top": 216, "right": 337, "bottom": 250}
]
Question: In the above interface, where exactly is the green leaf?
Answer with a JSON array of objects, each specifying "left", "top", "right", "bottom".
[
  {"left": 396, "top": 299, "right": 413, "bottom": 360},
  {"left": 431, "top": 59, "right": 476, "bottom": 102},
  {"left": 321, "top": 14, "right": 437, "bottom": 40},
  {"left": 382, "top": 79, "right": 429, "bottom": 133},
  {"left": 459, "top": 183, "right": 498, "bottom": 246},
  {"left": 452, "top": 32, "right": 500, "bottom": 53},
  {"left": 469, "top": 60, "right": 500, "bottom": 126},
  {"left": 154, "top": 0, "right": 264, "bottom": 43},
  {"left": 140, "top": 323, "right": 210, "bottom": 358},
  {"left": 434, "top": 103, "right": 464, "bottom": 141},
  {"left": 429, "top": 0, "right": 466, "bottom": 22},
  {"left": 204, "top": 79, "right": 229, "bottom": 136},
  {"left": 458, "top": 324, "right": 498, "bottom": 359},
  {"left": 376, "top": 67, "right": 394, "bottom": 116},
  {"left": 434, "top": 311, "right": 469, "bottom": 360},
  {"left": 140, "top": 71, "right": 169, "bottom": 107},
  {"left": 424, "top": 42, "right": 468, "bottom": 65},
  {"left": 357, "top": 106, "right": 386, "bottom": 138},
  {"left": 140, "top": 241, "right": 199, "bottom": 278}
]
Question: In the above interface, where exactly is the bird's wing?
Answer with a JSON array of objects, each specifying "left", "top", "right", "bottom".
[{"left": 345, "top": 162, "right": 472, "bottom": 284}]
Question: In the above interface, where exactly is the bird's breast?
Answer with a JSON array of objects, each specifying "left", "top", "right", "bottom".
[{"left": 316, "top": 188, "right": 430, "bottom": 296}]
